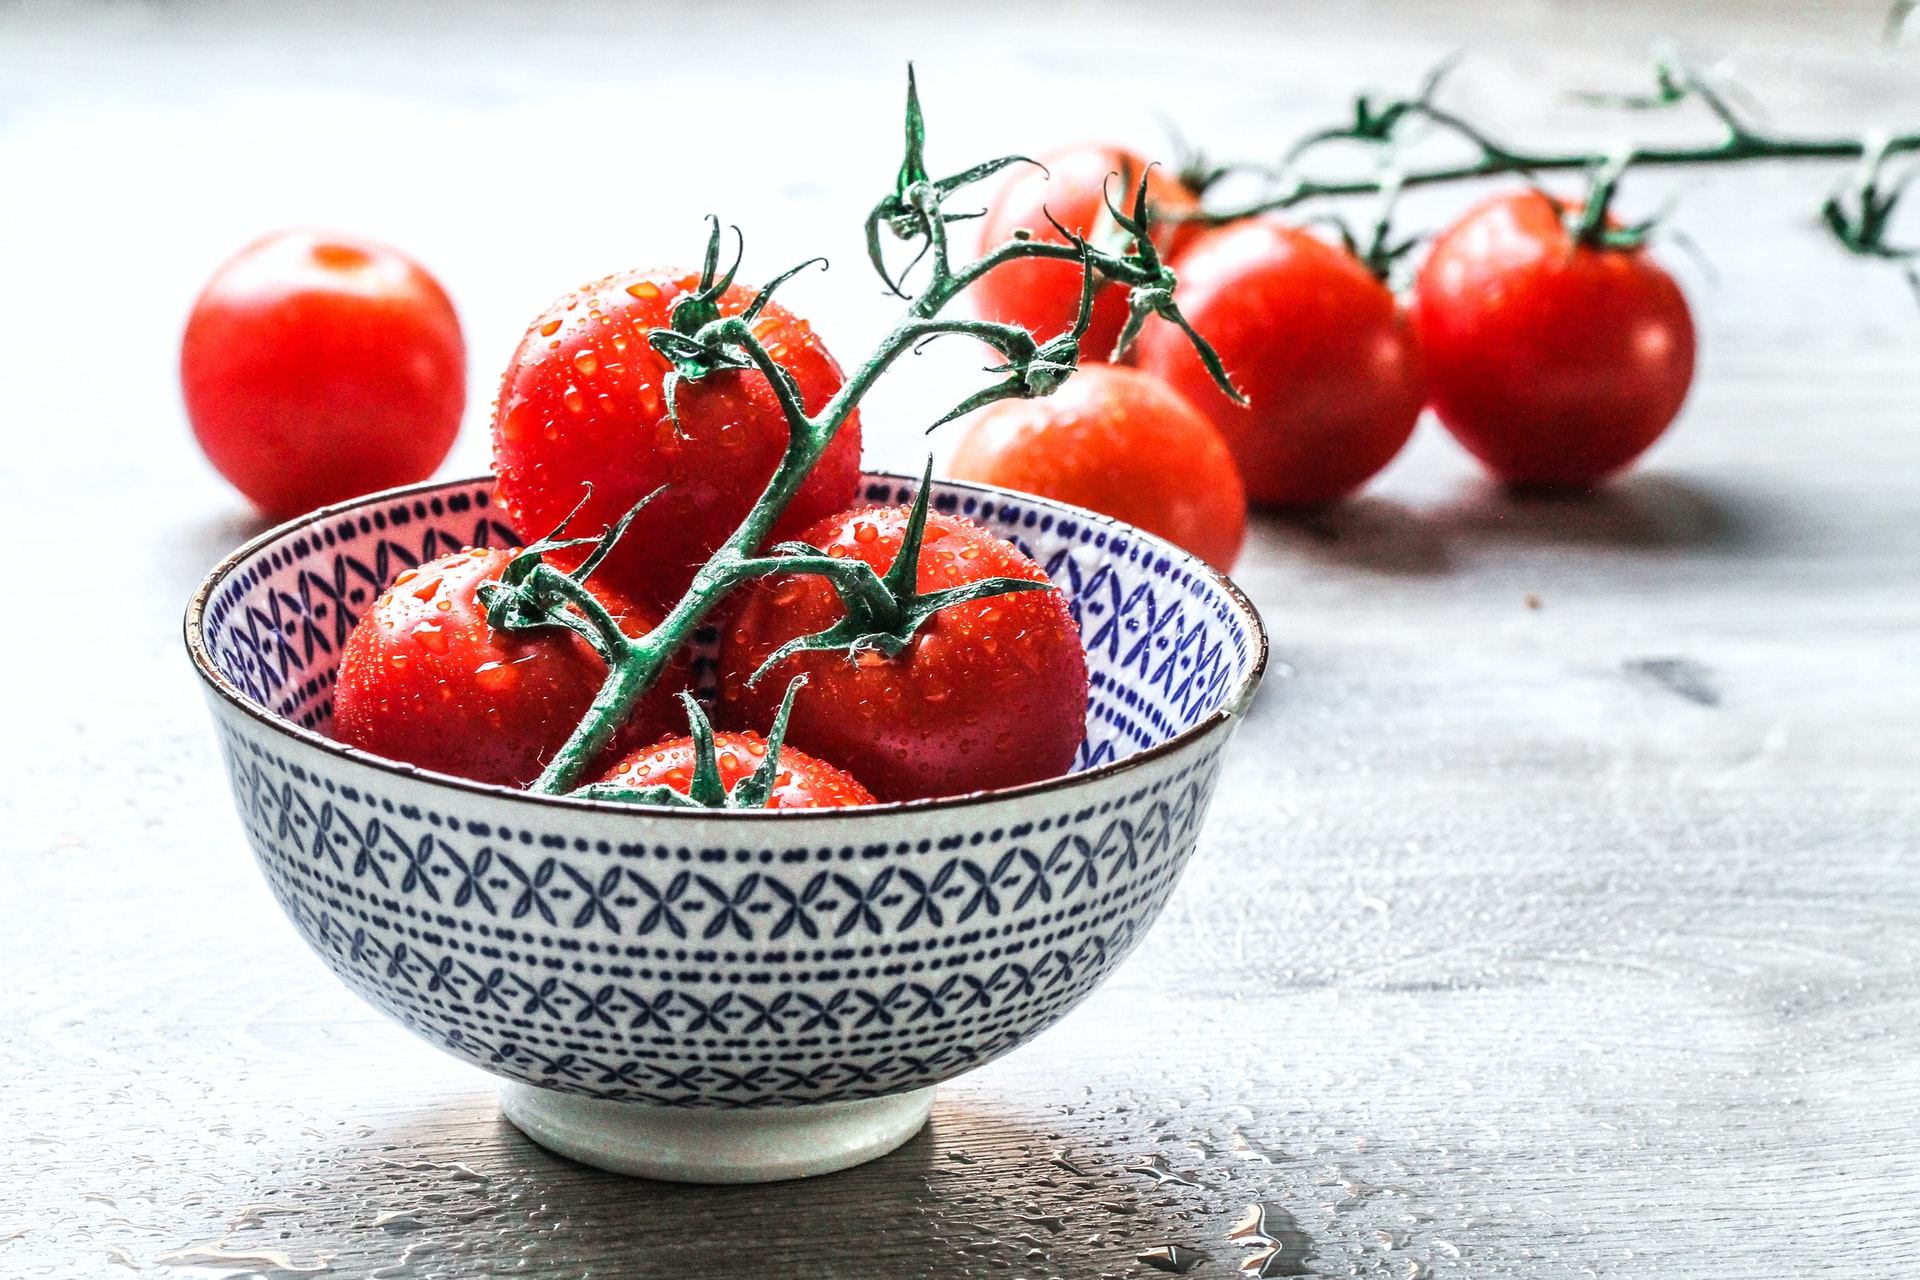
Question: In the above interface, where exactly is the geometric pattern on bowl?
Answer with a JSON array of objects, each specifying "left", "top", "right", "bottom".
[{"left": 188, "top": 474, "right": 1266, "bottom": 1107}]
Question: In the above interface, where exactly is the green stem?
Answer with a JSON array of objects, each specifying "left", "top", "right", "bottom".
[{"left": 1191, "top": 115, "right": 1920, "bottom": 223}]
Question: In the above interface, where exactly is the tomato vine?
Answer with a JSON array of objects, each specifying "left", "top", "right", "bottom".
[
  {"left": 476, "top": 69, "right": 1238, "bottom": 798},
  {"left": 1177, "top": 49, "right": 1920, "bottom": 276}
]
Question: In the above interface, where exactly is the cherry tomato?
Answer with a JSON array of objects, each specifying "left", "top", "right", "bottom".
[
  {"left": 1412, "top": 190, "right": 1696, "bottom": 487},
  {"left": 1133, "top": 218, "right": 1424, "bottom": 507},
  {"left": 716, "top": 507, "right": 1088, "bottom": 803},
  {"left": 491, "top": 269, "right": 861, "bottom": 611},
  {"left": 332, "top": 547, "right": 685, "bottom": 788},
  {"left": 594, "top": 733, "right": 874, "bottom": 810},
  {"left": 972, "top": 145, "right": 1199, "bottom": 363},
  {"left": 181, "top": 230, "right": 466, "bottom": 520},
  {"left": 947, "top": 364, "right": 1246, "bottom": 571}
]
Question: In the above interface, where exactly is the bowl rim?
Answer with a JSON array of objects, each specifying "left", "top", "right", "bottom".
[{"left": 184, "top": 471, "right": 1268, "bottom": 821}]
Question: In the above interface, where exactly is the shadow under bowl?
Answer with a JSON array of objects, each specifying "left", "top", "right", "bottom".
[{"left": 184, "top": 472, "right": 1266, "bottom": 1181}]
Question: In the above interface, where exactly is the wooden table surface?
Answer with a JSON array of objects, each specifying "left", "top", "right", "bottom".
[{"left": 4, "top": 2, "right": 1917, "bottom": 1276}]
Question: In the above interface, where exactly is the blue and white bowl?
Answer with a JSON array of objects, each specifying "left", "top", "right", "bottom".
[{"left": 185, "top": 472, "right": 1266, "bottom": 1182}]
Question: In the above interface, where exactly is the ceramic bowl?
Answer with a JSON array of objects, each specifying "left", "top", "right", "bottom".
[{"left": 185, "top": 472, "right": 1266, "bottom": 1182}]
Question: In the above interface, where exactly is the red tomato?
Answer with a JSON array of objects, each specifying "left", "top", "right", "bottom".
[
  {"left": 491, "top": 269, "right": 861, "bottom": 611},
  {"left": 716, "top": 507, "right": 1088, "bottom": 802},
  {"left": 333, "top": 547, "right": 685, "bottom": 788},
  {"left": 181, "top": 230, "right": 466, "bottom": 520},
  {"left": 595, "top": 733, "right": 874, "bottom": 809},
  {"left": 947, "top": 364, "right": 1246, "bottom": 571},
  {"left": 1133, "top": 218, "right": 1424, "bottom": 507},
  {"left": 1412, "top": 190, "right": 1696, "bottom": 487},
  {"left": 972, "top": 145, "right": 1199, "bottom": 363}
]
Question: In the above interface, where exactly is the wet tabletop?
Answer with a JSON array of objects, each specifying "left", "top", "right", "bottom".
[{"left": 4, "top": 1, "right": 1919, "bottom": 1276}]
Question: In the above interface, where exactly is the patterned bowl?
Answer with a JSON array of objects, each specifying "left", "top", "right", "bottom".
[{"left": 184, "top": 472, "right": 1266, "bottom": 1182}]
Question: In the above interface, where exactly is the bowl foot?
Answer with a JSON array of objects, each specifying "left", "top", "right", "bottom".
[{"left": 498, "top": 1082, "right": 937, "bottom": 1183}]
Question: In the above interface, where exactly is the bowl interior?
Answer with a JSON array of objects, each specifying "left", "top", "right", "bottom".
[{"left": 196, "top": 474, "right": 1262, "bottom": 780}]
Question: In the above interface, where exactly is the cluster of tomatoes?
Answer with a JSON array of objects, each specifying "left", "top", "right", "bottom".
[
  {"left": 256, "top": 262, "right": 1093, "bottom": 809},
  {"left": 178, "top": 134, "right": 1696, "bottom": 808},
  {"left": 951, "top": 145, "right": 1698, "bottom": 572}
]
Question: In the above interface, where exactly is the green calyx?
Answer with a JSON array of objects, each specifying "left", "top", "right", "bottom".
[
  {"left": 647, "top": 216, "right": 828, "bottom": 430},
  {"left": 1821, "top": 134, "right": 1920, "bottom": 292},
  {"left": 570, "top": 677, "right": 810, "bottom": 810},
  {"left": 1102, "top": 170, "right": 1247, "bottom": 401},
  {"left": 745, "top": 455, "right": 1053, "bottom": 686},
  {"left": 864, "top": 65, "right": 1033, "bottom": 299},
  {"left": 475, "top": 486, "right": 664, "bottom": 666}
]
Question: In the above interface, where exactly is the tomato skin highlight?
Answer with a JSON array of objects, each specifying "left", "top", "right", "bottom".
[
  {"left": 1133, "top": 219, "right": 1424, "bottom": 508},
  {"left": 332, "top": 548, "right": 685, "bottom": 788},
  {"left": 973, "top": 145, "right": 1199, "bottom": 363},
  {"left": 491, "top": 268, "right": 861, "bottom": 611},
  {"left": 948, "top": 364, "right": 1246, "bottom": 572},
  {"left": 594, "top": 733, "right": 875, "bottom": 810},
  {"left": 181, "top": 230, "right": 467, "bottom": 520},
  {"left": 1412, "top": 190, "right": 1696, "bottom": 488},
  {"left": 716, "top": 508, "right": 1089, "bottom": 803}
]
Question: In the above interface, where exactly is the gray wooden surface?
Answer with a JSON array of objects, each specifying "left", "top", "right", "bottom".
[{"left": 4, "top": 2, "right": 1918, "bottom": 1276}]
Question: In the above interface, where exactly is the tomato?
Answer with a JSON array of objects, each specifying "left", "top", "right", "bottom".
[
  {"left": 1412, "top": 190, "right": 1696, "bottom": 487},
  {"left": 181, "top": 230, "right": 466, "bottom": 520},
  {"left": 491, "top": 268, "right": 861, "bottom": 611},
  {"left": 972, "top": 145, "right": 1199, "bottom": 362},
  {"left": 947, "top": 364, "right": 1246, "bottom": 571},
  {"left": 332, "top": 547, "right": 685, "bottom": 788},
  {"left": 594, "top": 732, "right": 874, "bottom": 809},
  {"left": 1132, "top": 218, "right": 1424, "bottom": 507},
  {"left": 716, "top": 507, "right": 1088, "bottom": 802}
]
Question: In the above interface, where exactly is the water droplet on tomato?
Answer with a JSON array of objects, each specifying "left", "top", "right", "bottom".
[
  {"left": 853, "top": 522, "right": 878, "bottom": 545},
  {"left": 564, "top": 386, "right": 585, "bottom": 414},
  {"left": 435, "top": 598, "right": 453, "bottom": 612},
  {"left": 474, "top": 661, "right": 516, "bottom": 691},
  {"left": 394, "top": 569, "right": 419, "bottom": 586},
  {"left": 411, "top": 578, "right": 441, "bottom": 602},
  {"left": 574, "top": 351, "right": 599, "bottom": 375},
  {"left": 539, "top": 319, "right": 562, "bottom": 337},
  {"left": 412, "top": 621, "right": 449, "bottom": 654},
  {"left": 543, "top": 422, "right": 560, "bottom": 441},
  {"left": 627, "top": 280, "right": 661, "bottom": 300},
  {"left": 388, "top": 653, "right": 408, "bottom": 671},
  {"left": 612, "top": 332, "right": 629, "bottom": 353}
]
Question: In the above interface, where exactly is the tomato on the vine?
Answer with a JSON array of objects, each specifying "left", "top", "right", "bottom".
[
  {"left": 716, "top": 506, "right": 1088, "bottom": 803},
  {"left": 1412, "top": 190, "right": 1696, "bottom": 488},
  {"left": 1132, "top": 218, "right": 1424, "bottom": 507},
  {"left": 181, "top": 230, "right": 467, "bottom": 520},
  {"left": 947, "top": 363, "right": 1246, "bottom": 571},
  {"left": 491, "top": 269, "right": 861, "bottom": 611},
  {"left": 333, "top": 547, "right": 686, "bottom": 788},
  {"left": 594, "top": 732, "right": 874, "bottom": 810},
  {"left": 973, "top": 145, "right": 1199, "bottom": 362}
]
